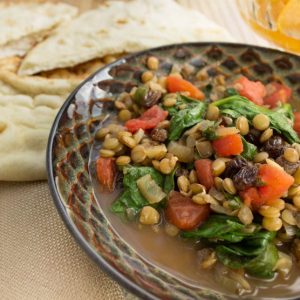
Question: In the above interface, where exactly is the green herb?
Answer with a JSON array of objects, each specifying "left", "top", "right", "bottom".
[
  {"left": 181, "top": 215, "right": 249, "bottom": 242},
  {"left": 201, "top": 120, "right": 220, "bottom": 140},
  {"left": 182, "top": 214, "right": 279, "bottom": 279},
  {"left": 214, "top": 95, "right": 300, "bottom": 143},
  {"left": 164, "top": 94, "right": 200, "bottom": 116},
  {"left": 111, "top": 166, "right": 176, "bottom": 215},
  {"left": 224, "top": 87, "right": 239, "bottom": 97},
  {"left": 168, "top": 95, "right": 207, "bottom": 140},
  {"left": 225, "top": 194, "right": 243, "bottom": 210},
  {"left": 274, "top": 103, "right": 294, "bottom": 122},
  {"left": 111, "top": 166, "right": 163, "bottom": 214},
  {"left": 241, "top": 137, "right": 257, "bottom": 160},
  {"left": 216, "top": 232, "right": 278, "bottom": 279},
  {"left": 163, "top": 167, "right": 177, "bottom": 194}
]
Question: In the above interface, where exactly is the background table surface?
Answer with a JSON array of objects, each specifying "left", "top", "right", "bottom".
[{"left": 0, "top": 1, "right": 276, "bottom": 299}]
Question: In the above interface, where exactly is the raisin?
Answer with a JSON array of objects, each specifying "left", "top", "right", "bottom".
[
  {"left": 144, "top": 89, "right": 162, "bottom": 107},
  {"left": 263, "top": 135, "right": 286, "bottom": 158},
  {"left": 151, "top": 128, "right": 168, "bottom": 142},
  {"left": 233, "top": 165, "right": 258, "bottom": 190},
  {"left": 223, "top": 156, "right": 248, "bottom": 178},
  {"left": 276, "top": 156, "right": 300, "bottom": 175},
  {"left": 245, "top": 128, "right": 261, "bottom": 145}
]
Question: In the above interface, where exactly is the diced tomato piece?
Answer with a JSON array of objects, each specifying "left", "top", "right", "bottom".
[
  {"left": 264, "top": 82, "right": 292, "bottom": 108},
  {"left": 166, "top": 75, "right": 204, "bottom": 100},
  {"left": 165, "top": 191, "right": 210, "bottom": 230},
  {"left": 235, "top": 76, "right": 266, "bottom": 105},
  {"left": 96, "top": 157, "right": 116, "bottom": 192},
  {"left": 294, "top": 112, "right": 300, "bottom": 135},
  {"left": 258, "top": 164, "right": 294, "bottom": 202},
  {"left": 240, "top": 187, "right": 265, "bottom": 210},
  {"left": 195, "top": 159, "right": 214, "bottom": 190},
  {"left": 125, "top": 105, "right": 168, "bottom": 133},
  {"left": 212, "top": 134, "right": 243, "bottom": 157}
]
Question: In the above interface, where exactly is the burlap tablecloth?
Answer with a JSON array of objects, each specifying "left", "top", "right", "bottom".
[{"left": 0, "top": 1, "right": 273, "bottom": 299}]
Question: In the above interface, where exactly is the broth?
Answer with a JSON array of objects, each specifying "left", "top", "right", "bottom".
[{"left": 90, "top": 134, "right": 300, "bottom": 300}]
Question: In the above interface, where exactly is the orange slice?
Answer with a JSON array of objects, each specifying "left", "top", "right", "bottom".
[{"left": 278, "top": 0, "right": 300, "bottom": 39}]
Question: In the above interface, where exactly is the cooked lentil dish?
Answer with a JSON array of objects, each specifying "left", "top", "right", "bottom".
[{"left": 94, "top": 55, "right": 300, "bottom": 295}]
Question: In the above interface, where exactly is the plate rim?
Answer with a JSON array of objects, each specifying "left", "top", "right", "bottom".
[{"left": 46, "top": 41, "right": 300, "bottom": 300}]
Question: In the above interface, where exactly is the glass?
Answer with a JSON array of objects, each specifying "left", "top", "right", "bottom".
[{"left": 237, "top": 0, "right": 300, "bottom": 54}]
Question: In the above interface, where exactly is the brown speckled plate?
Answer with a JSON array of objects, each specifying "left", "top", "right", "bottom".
[{"left": 47, "top": 43, "right": 300, "bottom": 300}]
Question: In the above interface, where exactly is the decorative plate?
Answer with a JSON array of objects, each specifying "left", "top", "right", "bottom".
[{"left": 47, "top": 43, "right": 300, "bottom": 300}]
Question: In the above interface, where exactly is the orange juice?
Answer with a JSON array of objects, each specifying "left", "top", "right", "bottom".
[{"left": 237, "top": 0, "right": 300, "bottom": 54}]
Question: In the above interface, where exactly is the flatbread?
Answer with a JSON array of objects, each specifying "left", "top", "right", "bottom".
[
  {"left": 0, "top": 94, "right": 65, "bottom": 181},
  {"left": 0, "top": 2, "right": 78, "bottom": 58},
  {"left": 18, "top": 0, "right": 234, "bottom": 75}
]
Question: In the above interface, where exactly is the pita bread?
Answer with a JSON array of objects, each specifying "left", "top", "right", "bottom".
[
  {"left": 0, "top": 2, "right": 78, "bottom": 58},
  {"left": 0, "top": 94, "right": 64, "bottom": 181},
  {"left": 18, "top": 0, "right": 234, "bottom": 75},
  {"left": 0, "top": 70, "right": 80, "bottom": 96}
]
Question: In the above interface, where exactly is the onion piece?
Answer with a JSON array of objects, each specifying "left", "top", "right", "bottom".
[{"left": 167, "top": 141, "right": 194, "bottom": 163}]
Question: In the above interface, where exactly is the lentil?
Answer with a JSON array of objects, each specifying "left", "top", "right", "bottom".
[
  {"left": 119, "top": 135, "right": 136, "bottom": 148},
  {"left": 206, "top": 104, "right": 219, "bottom": 121},
  {"left": 190, "top": 183, "right": 206, "bottom": 195},
  {"left": 259, "top": 206, "right": 280, "bottom": 218},
  {"left": 215, "top": 127, "right": 239, "bottom": 137},
  {"left": 177, "top": 176, "right": 190, "bottom": 193},
  {"left": 163, "top": 97, "right": 177, "bottom": 107},
  {"left": 263, "top": 217, "right": 283, "bottom": 231},
  {"left": 139, "top": 206, "right": 160, "bottom": 225},
  {"left": 214, "top": 177, "right": 224, "bottom": 190},
  {"left": 165, "top": 223, "right": 179, "bottom": 237},
  {"left": 192, "top": 194, "right": 206, "bottom": 205},
  {"left": 99, "top": 149, "right": 115, "bottom": 158},
  {"left": 95, "top": 127, "right": 110, "bottom": 140},
  {"left": 236, "top": 116, "right": 249, "bottom": 135},
  {"left": 260, "top": 128, "right": 273, "bottom": 143},
  {"left": 284, "top": 148, "right": 299, "bottom": 163},
  {"left": 196, "top": 141, "right": 213, "bottom": 158},
  {"left": 238, "top": 205, "right": 253, "bottom": 225},
  {"left": 212, "top": 158, "right": 226, "bottom": 176},
  {"left": 270, "top": 199, "right": 286, "bottom": 211},
  {"left": 253, "top": 151, "right": 269, "bottom": 163},
  {"left": 252, "top": 114, "right": 270, "bottom": 131},
  {"left": 294, "top": 167, "right": 300, "bottom": 184},
  {"left": 288, "top": 185, "right": 300, "bottom": 198},
  {"left": 133, "top": 128, "right": 144, "bottom": 144},
  {"left": 159, "top": 156, "right": 178, "bottom": 174},
  {"left": 114, "top": 100, "right": 126, "bottom": 110},
  {"left": 103, "top": 137, "right": 120, "bottom": 150},
  {"left": 131, "top": 145, "right": 146, "bottom": 163},
  {"left": 118, "top": 109, "right": 132, "bottom": 122},
  {"left": 189, "top": 170, "right": 198, "bottom": 184},
  {"left": 293, "top": 196, "right": 300, "bottom": 209},
  {"left": 282, "top": 209, "right": 297, "bottom": 226},
  {"left": 116, "top": 156, "right": 131, "bottom": 166},
  {"left": 223, "top": 178, "right": 236, "bottom": 195},
  {"left": 141, "top": 71, "right": 154, "bottom": 83},
  {"left": 147, "top": 56, "right": 159, "bottom": 70}
]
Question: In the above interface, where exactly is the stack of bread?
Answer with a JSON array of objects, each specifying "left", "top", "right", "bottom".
[{"left": 0, "top": 0, "right": 233, "bottom": 181}]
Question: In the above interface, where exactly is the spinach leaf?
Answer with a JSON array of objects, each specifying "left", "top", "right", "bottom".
[
  {"left": 163, "top": 167, "right": 177, "bottom": 194},
  {"left": 214, "top": 95, "right": 300, "bottom": 143},
  {"left": 225, "top": 194, "right": 243, "bottom": 210},
  {"left": 111, "top": 166, "right": 163, "bottom": 214},
  {"left": 165, "top": 94, "right": 200, "bottom": 116},
  {"left": 181, "top": 215, "right": 249, "bottom": 242},
  {"left": 241, "top": 137, "right": 257, "bottom": 160},
  {"left": 182, "top": 213, "right": 278, "bottom": 279},
  {"left": 274, "top": 103, "right": 294, "bottom": 122},
  {"left": 225, "top": 87, "right": 239, "bottom": 97},
  {"left": 217, "top": 242, "right": 278, "bottom": 279},
  {"left": 201, "top": 120, "right": 221, "bottom": 141},
  {"left": 168, "top": 95, "right": 207, "bottom": 140}
]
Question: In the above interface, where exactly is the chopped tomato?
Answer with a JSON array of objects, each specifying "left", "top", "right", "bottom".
[
  {"left": 195, "top": 159, "right": 214, "bottom": 190},
  {"left": 96, "top": 157, "right": 116, "bottom": 192},
  {"left": 240, "top": 187, "right": 265, "bottom": 210},
  {"left": 235, "top": 76, "right": 266, "bottom": 105},
  {"left": 212, "top": 134, "right": 243, "bottom": 157},
  {"left": 166, "top": 75, "right": 204, "bottom": 100},
  {"left": 264, "top": 82, "right": 292, "bottom": 108},
  {"left": 258, "top": 164, "right": 294, "bottom": 202},
  {"left": 294, "top": 112, "right": 300, "bottom": 135},
  {"left": 165, "top": 191, "right": 210, "bottom": 230},
  {"left": 125, "top": 105, "right": 168, "bottom": 133}
]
